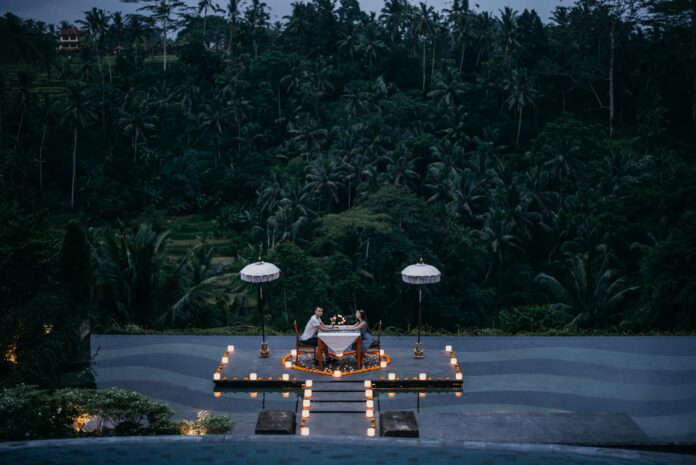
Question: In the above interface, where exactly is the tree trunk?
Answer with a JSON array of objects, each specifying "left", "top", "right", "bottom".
[
  {"left": 431, "top": 37, "right": 436, "bottom": 86},
  {"left": 39, "top": 123, "right": 47, "bottom": 194},
  {"left": 162, "top": 19, "right": 168, "bottom": 72},
  {"left": 692, "top": 0, "right": 696, "bottom": 132},
  {"left": 71, "top": 127, "right": 78, "bottom": 209},
  {"left": 608, "top": 23, "right": 615, "bottom": 137},
  {"left": 422, "top": 41, "right": 426, "bottom": 91},
  {"left": 203, "top": 7, "right": 208, "bottom": 48},
  {"left": 516, "top": 105, "right": 523, "bottom": 145},
  {"left": 133, "top": 130, "right": 139, "bottom": 162},
  {"left": 14, "top": 108, "right": 25, "bottom": 150},
  {"left": 459, "top": 42, "right": 465, "bottom": 73},
  {"left": 277, "top": 84, "right": 282, "bottom": 121}
]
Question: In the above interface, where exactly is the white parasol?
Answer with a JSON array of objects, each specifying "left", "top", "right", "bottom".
[
  {"left": 401, "top": 258, "right": 441, "bottom": 358},
  {"left": 240, "top": 259, "right": 280, "bottom": 357}
]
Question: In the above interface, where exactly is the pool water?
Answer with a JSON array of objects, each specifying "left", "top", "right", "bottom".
[{"left": 2, "top": 436, "right": 695, "bottom": 465}]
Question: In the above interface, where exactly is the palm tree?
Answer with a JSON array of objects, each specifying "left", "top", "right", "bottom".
[
  {"left": 444, "top": 0, "right": 470, "bottom": 71},
  {"left": 136, "top": 0, "right": 185, "bottom": 71},
  {"left": 226, "top": 0, "right": 245, "bottom": 55},
  {"left": 379, "top": 0, "right": 406, "bottom": 43},
  {"left": 305, "top": 154, "right": 342, "bottom": 213},
  {"left": 428, "top": 69, "right": 465, "bottom": 109},
  {"left": 288, "top": 119, "right": 327, "bottom": 159},
  {"left": 413, "top": 3, "right": 435, "bottom": 92},
  {"left": 383, "top": 146, "right": 419, "bottom": 188},
  {"left": 199, "top": 97, "right": 229, "bottom": 166},
  {"left": 244, "top": 0, "right": 269, "bottom": 58},
  {"left": 198, "top": 0, "right": 222, "bottom": 47},
  {"left": 117, "top": 91, "right": 158, "bottom": 162},
  {"left": 504, "top": 68, "right": 538, "bottom": 144},
  {"left": 535, "top": 248, "right": 638, "bottom": 328},
  {"left": 337, "top": 27, "right": 360, "bottom": 61},
  {"left": 37, "top": 95, "right": 58, "bottom": 195},
  {"left": 480, "top": 206, "right": 519, "bottom": 283},
  {"left": 13, "top": 69, "right": 35, "bottom": 150},
  {"left": 357, "top": 23, "right": 388, "bottom": 71},
  {"left": 498, "top": 6, "right": 519, "bottom": 58},
  {"left": 60, "top": 85, "right": 96, "bottom": 209}
]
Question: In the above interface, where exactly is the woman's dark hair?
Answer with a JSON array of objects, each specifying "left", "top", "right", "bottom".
[{"left": 357, "top": 309, "right": 368, "bottom": 327}]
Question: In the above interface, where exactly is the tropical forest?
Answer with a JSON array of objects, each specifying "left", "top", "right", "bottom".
[{"left": 2, "top": 0, "right": 696, "bottom": 388}]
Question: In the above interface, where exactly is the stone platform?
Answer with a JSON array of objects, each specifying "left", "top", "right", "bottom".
[{"left": 213, "top": 337, "right": 462, "bottom": 391}]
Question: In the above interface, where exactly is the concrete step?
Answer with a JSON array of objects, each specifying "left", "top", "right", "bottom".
[
  {"left": 312, "top": 390, "right": 366, "bottom": 401},
  {"left": 311, "top": 401, "right": 367, "bottom": 413},
  {"left": 303, "top": 412, "right": 373, "bottom": 436}
]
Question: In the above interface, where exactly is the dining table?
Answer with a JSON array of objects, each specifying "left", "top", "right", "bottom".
[{"left": 316, "top": 329, "right": 362, "bottom": 368}]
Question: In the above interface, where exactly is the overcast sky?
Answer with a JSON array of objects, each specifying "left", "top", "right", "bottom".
[{"left": 2, "top": 0, "right": 567, "bottom": 26}]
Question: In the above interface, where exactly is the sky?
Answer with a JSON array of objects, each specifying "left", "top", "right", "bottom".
[{"left": 2, "top": 0, "right": 567, "bottom": 25}]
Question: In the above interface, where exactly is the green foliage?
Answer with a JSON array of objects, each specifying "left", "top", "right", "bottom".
[
  {"left": 1, "top": 0, "right": 696, "bottom": 346},
  {"left": 175, "top": 410, "right": 233, "bottom": 435},
  {"left": 0, "top": 385, "right": 181, "bottom": 441},
  {"left": 499, "top": 304, "right": 566, "bottom": 333},
  {"left": 640, "top": 211, "right": 696, "bottom": 329}
]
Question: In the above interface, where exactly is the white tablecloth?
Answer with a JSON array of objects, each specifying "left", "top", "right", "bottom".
[{"left": 318, "top": 331, "right": 360, "bottom": 353}]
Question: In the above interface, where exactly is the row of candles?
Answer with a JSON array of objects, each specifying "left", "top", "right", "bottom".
[{"left": 214, "top": 345, "right": 462, "bottom": 382}]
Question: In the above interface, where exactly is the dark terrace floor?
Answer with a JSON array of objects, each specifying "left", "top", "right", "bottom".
[{"left": 91, "top": 335, "right": 696, "bottom": 443}]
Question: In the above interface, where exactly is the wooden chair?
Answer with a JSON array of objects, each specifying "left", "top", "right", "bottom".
[
  {"left": 365, "top": 320, "right": 382, "bottom": 356},
  {"left": 293, "top": 320, "right": 317, "bottom": 362}
]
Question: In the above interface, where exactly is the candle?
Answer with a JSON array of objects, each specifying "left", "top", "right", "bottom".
[
  {"left": 419, "top": 373, "right": 426, "bottom": 381},
  {"left": 333, "top": 370, "right": 342, "bottom": 378},
  {"left": 303, "top": 399, "right": 311, "bottom": 408},
  {"left": 304, "top": 389, "right": 312, "bottom": 398},
  {"left": 367, "top": 428, "right": 375, "bottom": 437},
  {"left": 302, "top": 410, "right": 309, "bottom": 418},
  {"left": 285, "top": 361, "right": 292, "bottom": 368},
  {"left": 291, "top": 349, "right": 297, "bottom": 357},
  {"left": 221, "top": 356, "right": 228, "bottom": 364},
  {"left": 282, "top": 373, "right": 289, "bottom": 381},
  {"left": 213, "top": 372, "right": 221, "bottom": 381},
  {"left": 305, "top": 380, "right": 313, "bottom": 388},
  {"left": 365, "top": 389, "right": 373, "bottom": 398},
  {"left": 380, "top": 361, "right": 387, "bottom": 368},
  {"left": 450, "top": 358, "right": 458, "bottom": 365},
  {"left": 301, "top": 427, "right": 309, "bottom": 436},
  {"left": 455, "top": 372, "right": 463, "bottom": 380},
  {"left": 365, "top": 409, "right": 374, "bottom": 418},
  {"left": 388, "top": 373, "right": 396, "bottom": 381},
  {"left": 250, "top": 373, "right": 258, "bottom": 380},
  {"left": 445, "top": 345, "right": 452, "bottom": 352},
  {"left": 366, "top": 400, "right": 374, "bottom": 409},
  {"left": 364, "top": 380, "right": 372, "bottom": 388},
  {"left": 227, "top": 345, "right": 234, "bottom": 352}
]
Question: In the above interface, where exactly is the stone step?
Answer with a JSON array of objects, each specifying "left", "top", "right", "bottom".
[
  {"left": 312, "top": 390, "right": 367, "bottom": 401},
  {"left": 302, "top": 412, "right": 373, "bottom": 436},
  {"left": 311, "top": 381, "right": 365, "bottom": 391},
  {"left": 310, "top": 401, "right": 367, "bottom": 413}
]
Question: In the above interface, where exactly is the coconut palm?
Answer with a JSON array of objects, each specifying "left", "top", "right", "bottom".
[
  {"left": 504, "top": 68, "right": 539, "bottom": 144},
  {"left": 305, "top": 154, "right": 343, "bottom": 213},
  {"left": 413, "top": 2, "right": 435, "bottom": 91},
  {"left": 117, "top": 91, "right": 158, "bottom": 162},
  {"left": 357, "top": 23, "right": 388, "bottom": 70},
  {"left": 380, "top": 0, "right": 406, "bottom": 43},
  {"left": 60, "top": 85, "right": 96, "bottom": 209},
  {"left": 535, "top": 248, "right": 638, "bottom": 328},
  {"left": 198, "top": 0, "right": 222, "bottom": 47}
]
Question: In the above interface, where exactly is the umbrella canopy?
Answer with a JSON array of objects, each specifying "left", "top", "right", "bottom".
[
  {"left": 240, "top": 260, "right": 280, "bottom": 283},
  {"left": 401, "top": 261, "right": 441, "bottom": 285}
]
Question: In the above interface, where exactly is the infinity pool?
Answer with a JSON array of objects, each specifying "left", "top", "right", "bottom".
[{"left": 2, "top": 436, "right": 695, "bottom": 465}]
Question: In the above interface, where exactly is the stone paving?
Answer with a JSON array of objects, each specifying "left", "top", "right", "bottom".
[{"left": 91, "top": 335, "right": 696, "bottom": 443}]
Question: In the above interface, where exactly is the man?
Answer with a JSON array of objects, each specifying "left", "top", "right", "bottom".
[{"left": 300, "top": 306, "right": 332, "bottom": 347}]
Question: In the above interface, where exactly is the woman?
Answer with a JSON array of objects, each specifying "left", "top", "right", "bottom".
[{"left": 345, "top": 309, "right": 373, "bottom": 354}]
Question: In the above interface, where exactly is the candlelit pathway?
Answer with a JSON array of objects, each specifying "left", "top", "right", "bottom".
[{"left": 300, "top": 380, "right": 375, "bottom": 436}]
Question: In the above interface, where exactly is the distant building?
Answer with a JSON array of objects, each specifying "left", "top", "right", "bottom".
[{"left": 58, "top": 28, "right": 85, "bottom": 52}]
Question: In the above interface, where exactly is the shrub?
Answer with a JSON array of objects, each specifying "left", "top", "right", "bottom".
[
  {"left": 175, "top": 410, "right": 233, "bottom": 435},
  {"left": 499, "top": 305, "right": 566, "bottom": 334},
  {"left": 0, "top": 385, "right": 182, "bottom": 441}
]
